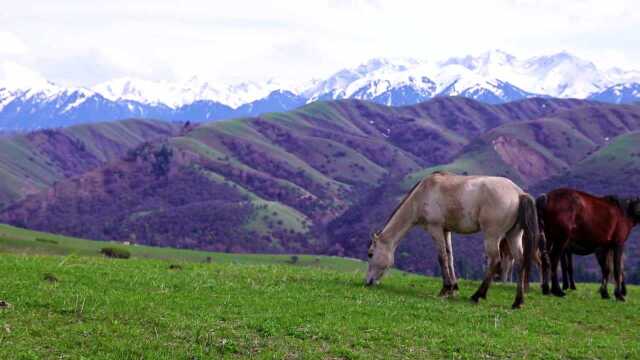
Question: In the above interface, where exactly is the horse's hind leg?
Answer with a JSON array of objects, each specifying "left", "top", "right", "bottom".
[
  {"left": 596, "top": 249, "right": 611, "bottom": 299},
  {"left": 567, "top": 252, "right": 576, "bottom": 290},
  {"left": 471, "top": 235, "right": 501, "bottom": 303},
  {"left": 613, "top": 245, "right": 625, "bottom": 302},
  {"left": 504, "top": 228, "right": 527, "bottom": 309}
]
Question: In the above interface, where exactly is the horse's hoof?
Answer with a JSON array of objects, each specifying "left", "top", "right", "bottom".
[
  {"left": 562, "top": 283, "right": 569, "bottom": 291},
  {"left": 570, "top": 285, "right": 577, "bottom": 291},
  {"left": 600, "top": 291, "right": 610, "bottom": 300},
  {"left": 541, "top": 284, "right": 550, "bottom": 295},
  {"left": 452, "top": 283, "right": 459, "bottom": 291},
  {"left": 470, "top": 294, "right": 481, "bottom": 304},
  {"left": 511, "top": 301, "right": 523, "bottom": 309},
  {"left": 615, "top": 290, "right": 626, "bottom": 302},
  {"left": 551, "top": 288, "right": 566, "bottom": 297}
]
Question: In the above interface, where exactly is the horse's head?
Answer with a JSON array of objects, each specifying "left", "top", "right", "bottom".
[{"left": 365, "top": 230, "right": 394, "bottom": 286}]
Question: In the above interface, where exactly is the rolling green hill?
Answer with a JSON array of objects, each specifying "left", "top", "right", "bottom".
[
  {"left": 0, "top": 224, "right": 363, "bottom": 272},
  {"left": 0, "top": 119, "right": 180, "bottom": 209},
  {"left": 533, "top": 131, "right": 640, "bottom": 196},
  {"left": 404, "top": 104, "right": 640, "bottom": 188}
]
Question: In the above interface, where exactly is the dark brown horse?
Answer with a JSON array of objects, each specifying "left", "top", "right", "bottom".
[{"left": 537, "top": 188, "right": 640, "bottom": 301}]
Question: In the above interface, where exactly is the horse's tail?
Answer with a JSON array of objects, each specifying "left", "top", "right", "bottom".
[
  {"left": 535, "top": 194, "right": 550, "bottom": 270},
  {"left": 518, "top": 194, "right": 539, "bottom": 287}
]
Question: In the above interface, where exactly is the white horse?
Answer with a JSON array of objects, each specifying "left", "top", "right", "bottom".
[{"left": 366, "top": 172, "right": 539, "bottom": 309}]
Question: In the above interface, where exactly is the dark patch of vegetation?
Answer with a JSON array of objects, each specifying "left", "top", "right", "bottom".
[
  {"left": 100, "top": 247, "right": 131, "bottom": 259},
  {"left": 168, "top": 264, "right": 183, "bottom": 270},
  {"left": 35, "top": 238, "right": 58, "bottom": 245},
  {"left": 289, "top": 255, "right": 299, "bottom": 264},
  {"left": 43, "top": 273, "right": 58, "bottom": 283}
]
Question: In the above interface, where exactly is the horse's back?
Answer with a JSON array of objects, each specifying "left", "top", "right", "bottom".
[
  {"left": 543, "top": 188, "right": 630, "bottom": 248},
  {"left": 422, "top": 173, "right": 523, "bottom": 234}
]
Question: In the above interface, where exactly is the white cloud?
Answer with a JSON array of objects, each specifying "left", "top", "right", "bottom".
[
  {"left": 1, "top": 0, "right": 639, "bottom": 86},
  {"left": 0, "top": 61, "right": 47, "bottom": 88},
  {"left": 0, "top": 31, "right": 28, "bottom": 55}
]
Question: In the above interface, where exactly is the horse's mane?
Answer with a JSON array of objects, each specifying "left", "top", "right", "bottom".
[{"left": 380, "top": 179, "right": 423, "bottom": 232}]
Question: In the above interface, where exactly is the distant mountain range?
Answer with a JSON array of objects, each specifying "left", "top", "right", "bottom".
[{"left": 1, "top": 50, "right": 640, "bottom": 130}]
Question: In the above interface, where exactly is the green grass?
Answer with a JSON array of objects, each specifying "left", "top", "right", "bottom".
[{"left": 0, "top": 253, "right": 638, "bottom": 359}]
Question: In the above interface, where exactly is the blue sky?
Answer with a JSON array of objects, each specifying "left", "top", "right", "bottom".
[{"left": 1, "top": 0, "right": 638, "bottom": 86}]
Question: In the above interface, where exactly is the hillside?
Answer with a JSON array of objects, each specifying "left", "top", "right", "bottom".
[
  {"left": 0, "top": 119, "right": 180, "bottom": 208},
  {"left": 404, "top": 103, "right": 640, "bottom": 185},
  {"left": 0, "top": 223, "right": 364, "bottom": 272},
  {"left": 0, "top": 251, "right": 638, "bottom": 358},
  {"left": 0, "top": 98, "right": 589, "bottom": 251},
  {"left": 2, "top": 97, "right": 640, "bottom": 279}
]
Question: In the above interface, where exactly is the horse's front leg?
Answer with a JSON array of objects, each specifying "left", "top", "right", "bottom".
[
  {"left": 595, "top": 248, "right": 610, "bottom": 299},
  {"left": 560, "top": 251, "right": 570, "bottom": 290},
  {"left": 613, "top": 245, "right": 625, "bottom": 302},
  {"left": 444, "top": 231, "right": 459, "bottom": 292},
  {"left": 426, "top": 226, "right": 455, "bottom": 297},
  {"left": 539, "top": 233, "right": 551, "bottom": 295}
]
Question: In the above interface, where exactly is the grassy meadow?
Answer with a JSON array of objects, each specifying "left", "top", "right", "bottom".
[{"left": 1, "top": 225, "right": 639, "bottom": 359}]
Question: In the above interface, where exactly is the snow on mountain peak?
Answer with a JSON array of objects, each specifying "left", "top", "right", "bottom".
[
  {"left": 93, "top": 76, "right": 294, "bottom": 108},
  {"left": 4, "top": 50, "right": 640, "bottom": 114}
]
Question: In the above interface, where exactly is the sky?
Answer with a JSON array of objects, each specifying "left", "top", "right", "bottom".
[{"left": 0, "top": 0, "right": 639, "bottom": 87}]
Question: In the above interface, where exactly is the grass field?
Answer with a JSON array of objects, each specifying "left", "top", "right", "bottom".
[{"left": 1, "top": 225, "right": 639, "bottom": 359}]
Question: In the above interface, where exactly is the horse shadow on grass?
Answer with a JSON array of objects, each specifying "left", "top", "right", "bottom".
[
  {"left": 322, "top": 275, "right": 528, "bottom": 307},
  {"left": 322, "top": 276, "right": 484, "bottom": 305}
]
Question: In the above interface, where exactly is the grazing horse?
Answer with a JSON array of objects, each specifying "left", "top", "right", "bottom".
[
  {"left": 537, "top": 188, "right": 640, "bottom": 301},
  {"left": 365, "top": 172, "right": 539, "bottom": 309}
]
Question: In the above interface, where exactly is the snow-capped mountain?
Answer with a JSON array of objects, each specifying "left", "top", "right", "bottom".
[
  {"left": 1, "top": 50, "right": 640, "bottom": 131},
  {"left": 93, "top": 77, "right": 295, "bottom": 108},
  {"left": 588, "top": 83, "right": 640, "bottom": 104},
  {"left": 306, "top": 50, "right": 640, "bottom": 105}
]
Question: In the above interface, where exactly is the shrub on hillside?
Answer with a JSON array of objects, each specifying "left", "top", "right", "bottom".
[
  {"left": 35, "top": 238, "right": 58, "bottom": 245},
  {"left": 43, "top": 273, "right": 59, "bottom": 283},
  {"left": 100, "top": 247, "right": 131, "bottom": 259}
]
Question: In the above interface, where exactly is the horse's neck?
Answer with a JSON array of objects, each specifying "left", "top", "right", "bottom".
[{"left": 380, "top": 194, "right": 420, "bottom": 247}]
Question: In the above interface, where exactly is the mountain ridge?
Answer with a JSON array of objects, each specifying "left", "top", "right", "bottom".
[{"left": 2, "top": 50, "right": 640, "bottom": 130}]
